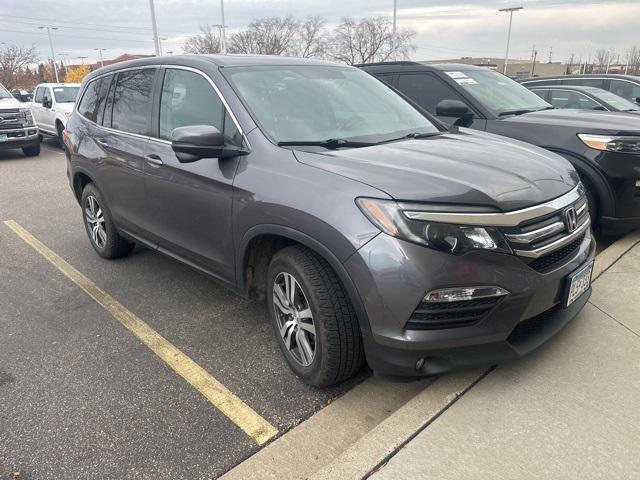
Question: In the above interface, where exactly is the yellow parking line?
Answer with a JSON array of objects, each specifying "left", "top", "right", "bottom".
[{"left": 4, "top": 219, "right": 278, "bottom": 445}]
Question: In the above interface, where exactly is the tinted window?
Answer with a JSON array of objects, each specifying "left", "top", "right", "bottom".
[
  {"left": 52, "top": 86, "right": 80, "bottom": 103},
  {"left": 397, "top": 73, "right": 470, "bottom": 115},
  {"left": 567, "top": 78, "right": 605, "bottom": 88},
  {"left": 77, "top": 76, "right": 111, "bottom": 123},
  {"left": 520, "top": 79, "right": 559, "bottom": 87},
  {"left": 610, "top": 79, "right": 640, "bottom": 103},
  {"left": 111, "top": 69, "right": 156, "bottom": 135},
  {"left": 376, "top": 74, "right": 394, "bottom": 86},
  {"left": 159, "top": 69, "right": 224, "bottom": 141},
  {"left": 531, "top": 89, "right": 548, "bottom": 100},
  {"left": 549, "top": 89, "right": 600, "bottom": 109},
  {"left": 34, "top": 87, "right": 44, "bottom": 103}
]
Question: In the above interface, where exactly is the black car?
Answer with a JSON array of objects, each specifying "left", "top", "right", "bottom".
[
  {"left": 527, "top": 85, "right": 640, "bottom": 114},
  {"left": 360, "top": 62, "right": 640, "bottom": 235},
  {"left": 64, "top": 55, "right": 594, "bottom": 385},
  {"left": 519, "top": 74, "right": 640, "bottom": 105}
]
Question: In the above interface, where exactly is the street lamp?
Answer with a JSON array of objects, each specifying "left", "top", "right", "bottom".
[
  {"left": 498, "top": 6, "right": 523, "bottom": 75},
  {"left": 211, "top": 24, "right": 226, "bottom": 53},
  {"left": 38, "top": 25, "right": 60, "bottom": 83},
  {"left": 148, "top": 0, "right": 161, "bottom": 56},
  {"left": 94, "top": 48, "right": 107, "bottom": 68}
]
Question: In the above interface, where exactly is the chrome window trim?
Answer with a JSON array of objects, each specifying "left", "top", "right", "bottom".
[
  {"left": 402, "top": 184, "right": 584, "bottom": 227},
  {"left": 513, "top": 217, "right": 590, "bottom": 258},
  {"left": 75, "top": 64, "right": 250, "bottom": 151}
]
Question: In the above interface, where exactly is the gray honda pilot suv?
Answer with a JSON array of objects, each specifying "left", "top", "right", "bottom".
[{"left": 64, "top": 55, "right": 595, "bottom": 387}]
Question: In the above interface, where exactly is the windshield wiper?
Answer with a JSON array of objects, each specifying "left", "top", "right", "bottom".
[
  {"left": 277, "top": 138, "right": 375, "bottom": 149},
  {"left": 403, "top": 132, "right": 442, "bottom": 139},
  {"left": 497, "top": 109, "right": 536, "bottom": 117}
]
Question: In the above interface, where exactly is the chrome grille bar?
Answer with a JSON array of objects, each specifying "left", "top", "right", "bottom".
[{"left": 512, "top": 217, "right": 590, "bottom": 258}]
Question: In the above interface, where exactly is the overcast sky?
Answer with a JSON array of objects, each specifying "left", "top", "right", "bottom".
[{"left": 1, "top": 0, "right": 638, "bottom": 66}]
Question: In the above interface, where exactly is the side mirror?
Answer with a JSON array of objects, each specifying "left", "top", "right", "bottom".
[
  {"left": 436, "top": 99, "right": 472, "bottom": 117},
  {"left": 170, "top": 125, "right": 247, "bottom": 163},
  {"left": 635, "top": 96, "right": 640, "bottom": 104},
  {"left": 42, "top": 96, "right": 52, "bottom": 108}
]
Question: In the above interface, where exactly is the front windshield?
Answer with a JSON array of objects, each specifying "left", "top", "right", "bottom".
[
  {"left": 590, "top": 89, "right": 640, "bottom": 111},
  {"left": 0, "top": 84, "right": 12, "bottom": 99},
  {"left": 52, "top": 86, "right": 80, "bottom": 103},
  {"left": 446, "top": 69, "right": 551, "bottom": 116},
  {"left": 226, "top": 65, "right": 440, "bottom": 144}
]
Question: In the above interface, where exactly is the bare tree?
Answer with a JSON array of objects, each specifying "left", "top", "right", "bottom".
[
  {"left": 183, "top": 25, "right": 222, "bottom": 54},
  {"left": 294, "top": 16, "right": 328, "bottom": 59},
  {"left": 229, "top": 16, "right": 300, "bottom": 55},
  {"left": 625, "top": 46, "right": 640, "bottom": 75},
  {"left": 0, "top": 44, "right": 38, "bottom": 89},
  {"left": 329, "top": 17, "right": 415, "bottom": 65},
  {"left": 594, "top": 48, "right": 616, "bottom": 73}
]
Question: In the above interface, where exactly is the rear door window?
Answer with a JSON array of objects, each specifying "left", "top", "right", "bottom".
[
  {"left": 77, "top": 76, "right": 111, "bottom": 124},
  {"left": 397, "top": 73, "right": 470, "bottom": 115},
  {"left": 110, "top": 68, "right": 156, "bottom": 135},
  {"left": 34, "top": 87, "right": 44, "bottom": 103},
  {"left": 567, "top": 78, "right": 605, "bottom": 88},
  {"left": 610, "top": 79, "right": 640, "bottom": 103}
]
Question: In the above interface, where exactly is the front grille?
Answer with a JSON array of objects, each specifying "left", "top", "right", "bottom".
[
  {"left": 405, "top": 297, "right": 501, "bottom": 330},
  {"left": 507, "top": 304, "right": 562, "bottom": 345},
  {"left": 0, "top": 109, "right": 30, "bottom": 131},
  {"left": 528, "top": 232, "right": 585, "bottom": 272},
  {"left": 499, "top": 186, "right": 589, "bottom": 271}
]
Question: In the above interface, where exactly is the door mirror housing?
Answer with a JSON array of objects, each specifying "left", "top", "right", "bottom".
[
  {"left": 170, "top": 125, "right": 248, "bottom": 163},
  {"left": 436, "top": 99, "right": 474, "bottom": 127},
  {"left": 42, "top": 96, "right": 52, "bottom": 108},
  {"left": 635, "top": 96, "right": 640, "bottom": 104},
  {"left": 436, "top": 99, "right": 472, "bottom": 117}
]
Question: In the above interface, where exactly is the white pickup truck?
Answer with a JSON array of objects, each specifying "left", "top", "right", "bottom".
[
  {"left": 0, "top": 83, "right": 40, "bottom": 157},
  {"left": 30, "top": 83, "right": 80, "bottom": 146}
]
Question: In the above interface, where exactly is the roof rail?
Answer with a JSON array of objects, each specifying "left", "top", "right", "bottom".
[{"left": 355, "top": 61, "right": 421, "bottom": 67}]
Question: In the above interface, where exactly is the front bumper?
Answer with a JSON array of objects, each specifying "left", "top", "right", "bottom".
[
  {"left": 345, "top": 229, "right": 595, "bottom": 377},
  {"left": 0, "top": 127, "right": 39, "bottom": 150}
]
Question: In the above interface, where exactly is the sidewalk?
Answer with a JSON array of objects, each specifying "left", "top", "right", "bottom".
[{"left": 368, "top": 243, "right": 640, "bottom": 479}]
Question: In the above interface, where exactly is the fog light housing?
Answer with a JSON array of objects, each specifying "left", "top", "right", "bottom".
[
  {"left": 424, "top": 286, "right": 509, "bottom": 303},
  {"left": 28, "top": 129, "right": 37, "bottom": 135}
]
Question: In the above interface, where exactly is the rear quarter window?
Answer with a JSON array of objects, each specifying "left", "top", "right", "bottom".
[{"left": 77, "top": 76, "right": 111, "bottom": 124}]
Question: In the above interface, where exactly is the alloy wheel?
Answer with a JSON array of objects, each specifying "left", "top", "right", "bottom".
[
  {"left": 272, "top": 272, "right": 316, "bottom": 367},
  {"left": 85, "top": 195, "right": 107, "bottom": 248}
]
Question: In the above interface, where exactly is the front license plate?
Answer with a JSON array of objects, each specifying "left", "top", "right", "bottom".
[
  {"left": 564, "top": 260, "right": 593, "bottom": 308},
  {"left": 0, "top": 134, "right": 7, "bottom": 142}
]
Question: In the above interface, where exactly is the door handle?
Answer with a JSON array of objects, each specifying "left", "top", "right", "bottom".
[
  {"left": 96, "top": 139, "right": 109, "bottom": 146},
  {"left": 145, "top": 153, "right": 163, "bottom": 166}
]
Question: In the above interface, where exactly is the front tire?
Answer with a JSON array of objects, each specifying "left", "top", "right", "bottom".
[
  {"left": 267, "top": 245, "right": 364, "bottom": 387},
  {"left": 22, "top": 144, "right": 40, "bottom": 157},
  {"left": 81, "top": 183, "right": 134, "bottom": 259},
  {"left": 57, "top": 123, "right": 65, "bottom": 149}
]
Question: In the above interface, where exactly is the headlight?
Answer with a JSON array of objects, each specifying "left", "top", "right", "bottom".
[
  {"left": 578, "top": 133, "right": 640, "bottom": 154},
  {"left": 19, "top": 108, "right": 35, "bottom": 126},
  {"left": 356, "top": 198, "right": 511, "bottom": 255}
]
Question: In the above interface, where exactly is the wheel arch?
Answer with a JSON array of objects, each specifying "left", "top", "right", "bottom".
[
  {"left": 543, "top": 148, "right": 615, "bottom": 219},
  {"left": 72, "top": 169, "right": 95, "bottom": 204},
  {"left": 237, "top": 224, "right": 372, "bottom": 333}
]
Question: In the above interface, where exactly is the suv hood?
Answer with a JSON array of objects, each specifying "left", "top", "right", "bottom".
[
  {"left": 0, "top": 97, "right": 28, "bottom": 110},
  {"left": 504, "top": 108, "right": 640, "bottom": 134},
  {"left": 295, "top": 130, "right": 578, "bottom": 212}
]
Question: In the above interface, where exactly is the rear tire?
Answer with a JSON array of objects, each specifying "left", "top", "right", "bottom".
[
  {"left": 267, "top": 245, "right": 364, "bottom": 387},
  {"left": 22, "top": 144, "right": 40, "bottom": 157},
  {"left": 81, "top": 183, "right": 134, "bottom": 259}
]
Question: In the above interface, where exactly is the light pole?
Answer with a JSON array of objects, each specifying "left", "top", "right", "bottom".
[
  {"left": 38, "top": 25, "right": 60, "bottom": 83},
  {"left": 94, "top": 48, "right": 107, "bottom": 68},
  {"left": 499, "top": 6, "right": 523, "bottom": 76},
  {"left": 212, "top": 24, "right": 225, "bottom": 53},
  {"left": 392, "top": 0, "right": 397, "bottom": 61},
  {"left": 148, "top": 0, "right": 161, "bottom": 56},
  {"left": 159, "top": 37, "right": 168, "bottom": 56},
  {"left": 220, "top": 0, "right": 227, "bottom": 54},
  {"left": 78, "top": 56, "right": 88, "bottom": 65}
]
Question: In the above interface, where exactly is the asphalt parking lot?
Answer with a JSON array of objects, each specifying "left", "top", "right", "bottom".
[
  {"left": 0, "top": 142, "right": 620, "bottom": 480},
  {"left": 0, "top": 142, "right": 365, "bottom": 479}
]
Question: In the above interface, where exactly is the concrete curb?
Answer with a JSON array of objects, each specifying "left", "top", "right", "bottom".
[
  {"left": 592, "top": 230, "right": 640, "bottom": 281},
  {"left": 310, "top": 369, "right": 487, "bottom": 480}
]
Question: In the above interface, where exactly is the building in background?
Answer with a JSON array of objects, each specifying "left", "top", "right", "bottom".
[{"left": 423, "top": 57, "right": 567, "bottom": 79}]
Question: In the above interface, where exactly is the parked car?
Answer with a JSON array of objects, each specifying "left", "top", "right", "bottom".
[
  {"left": 30, "top": 83, "right": 81, "bottom": 146},
  {"left": 519, "top": 74, "right": 640, "bottom": 105},
  {"left": 527, "top": 85, "right": 640, "bottom": 113},
  {"left": 64, "top": 55, "right": 594, "bottom": 386},
  {"left": 10, "top": 89, "right": 33, "bottom": 102},
  {"left": 360, "top": 62, "right": 640, "bottom": 235},
  {"left": 0, "top": 82, "right": 40, "bottom": 157}
]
